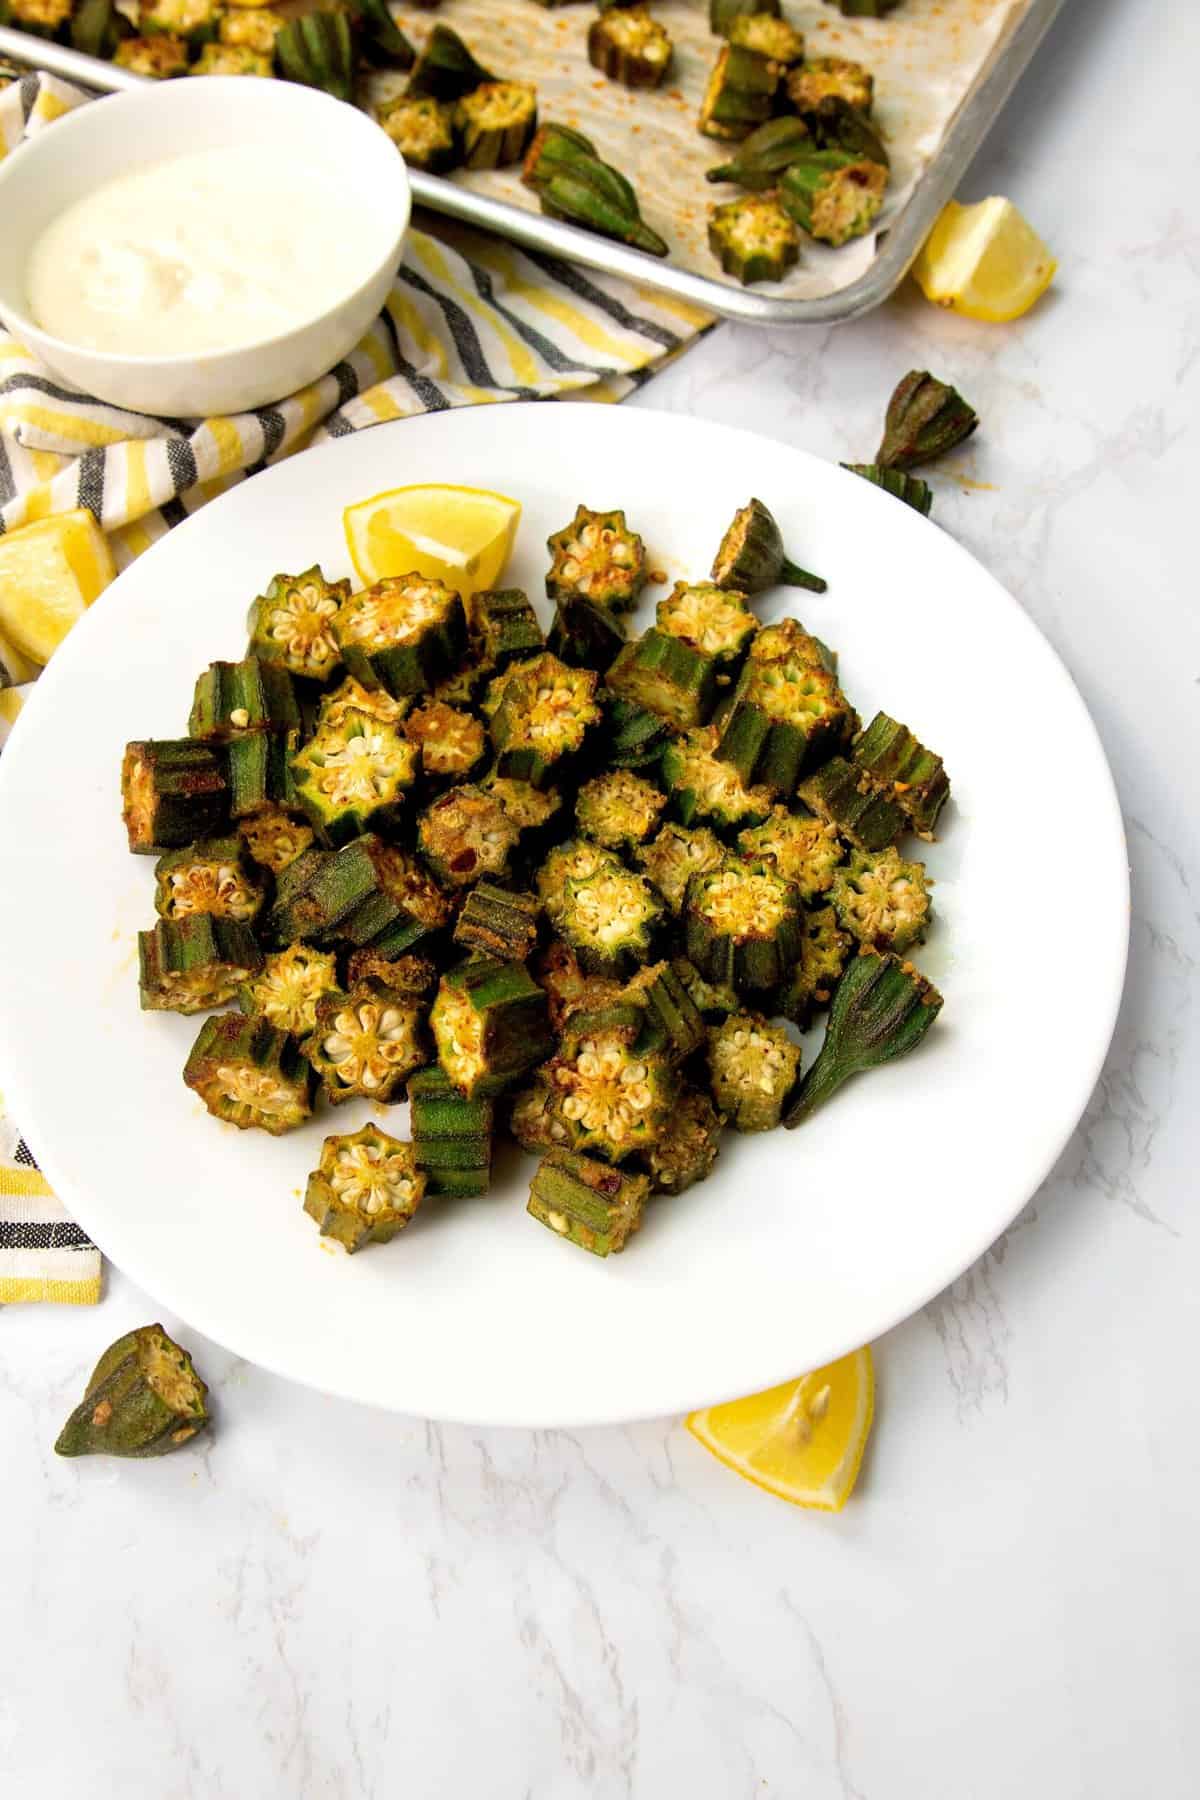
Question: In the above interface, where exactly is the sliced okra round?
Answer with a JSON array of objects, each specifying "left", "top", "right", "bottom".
[
  {"left": 247, "top": 565, "right": 350, "bottom": 683},
  {"left": 684, "top": 855, "right": 803, "bottom": 993},
  {"left": 304, "top": 1124, "right": 426, "bottom": 1253},
  {"left": 404, "top": 699, "right": 487, "bottom": 781},
  {"left": 183, "top": 1013, "right": 315, "bottom": 1134},
  {"left": 488, "top": 651, "right": 601, "bottom": 787},
  {"left": 640, "top": 1087, "right": 724, "bottom": 1194},
  {"left": 238, "top": 804, "right": 315, "bottom": 876},
  {"left": 455, "top": 81, "right": 538, "bottom": 170},
  {"left": 796, "top": 754, "right": 906, "bottom": 851},
  {"left": 660, "top": 727, "right": 773, "bottom": 832},
  {"left": 418, "top": 782, "right": 520, "bottom": 888},
  {"left": 291, "top": 709, "right": 418, "bottom": 847},
  {"left": 55, "top": 1324, "right": 209, "bottom": 1460},
  {"left": 546, "top": 505, "right": 647, "bottom": 613},
  {"left": 708, "top": 1012, "right": 801, "bottom": 1132},
  {"left": 431, "top": 956, "right": 554, "bottom": 1098},
  {"left": 851, "top": 710, "right": 949, "bottom": 840},
  {"left": 188, "top": 655, "right": 300, "bottom": 743},
  {"left": 122, "top": 739, "right": 229, "bottom": 855},
  {"left": 303, "top": 978, "right": 428, "bottom": 1105},
  {"left": 737, "top": 805, "right": 845, "bottom": 902},
  {"left": 588, "top": 6, "right": 673, "bottom": 88},
  {"left": 527, "top": 1149, "right": 649, "bottom": 1255},
  {"left": 333, "top": 574, "right": 467, "bottom": 697},
  {"left": 830, "top": 846, "right": 932, "bottom": 953},
  {"left": 453, "top": 882, "right": 542, "bottom": 962},
  {"left": 575, "top": 768, "right": 667, "bottom": 852},
  {"left": 773, "top": 902, "right": 851, "bottom": 1028},
  {"left": 606, "top": 628, "right": 719, "bottom": 731},
  {"left": 239, "top": 942, "right": 341, "bottom": 1038},
  {"left": 549, "top": 1017, "right": 677, "bottom": 1163},
  {"left": 139, "top": 916, "right": 262, "bottom": 1015},
  {"left": 635, "top": 821, "right": 727, "bottom": 913},
  {"left": 558, "top": 860, "right": 664, "bottom": 977},
  {"left": 153, "top": 836, "right": 265, "bottom": 925}
]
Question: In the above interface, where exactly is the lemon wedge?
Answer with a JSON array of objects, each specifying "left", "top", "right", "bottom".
[
  {"left": 343, "top": 483, "right": 521, "bottom": 597},
  {"left": 0, "top": 509, "right": 115, "bottom": 667},
  {"left": 912, "top": 196, "right": 1057, "bottom": 322},
  {"left": 687, "top": 1346, "right": 874, "bottom": 1511}
]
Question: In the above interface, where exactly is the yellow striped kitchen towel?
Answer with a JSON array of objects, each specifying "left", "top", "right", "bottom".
[{"left": 0, "top": 68, "right": 712, "bottom": 1300}]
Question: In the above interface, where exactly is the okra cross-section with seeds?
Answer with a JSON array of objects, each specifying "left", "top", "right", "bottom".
[
  {"left": 550, "top": 1015, "right": 677, "bottom": 1163},
  {"left": 634, "top": 821, "right": 726, "bottom": 912},
  {"left": 248, "top": 566, "right": 350, "bottom": 682},
  {"left": 479, "top": 771, "right": 565, "bottom": 857},
  {"left": 726, "top": 12, "right": 804, "bottom": 61},
  {"left": 418, "top": 783, "right": 519, "bottom": 888},
  {"left": 184, "top": 1014, "right": 315, "bottom": 1135},
  {"left": 737, "top": 807, "right": 845, "bottom": 902},
  {"left": 431, "top": 957, "right": 553, "bottom": 1098},
  {"left": 188, "top": 656, "right": 300, "bottom": 743},
  {"left": 304, "top": 1124, "right": 426, "bottom": 1253},
  {"left": 456, "top": 83, "right": 538, "bottom": 170},
  {"left": 239, "top": 942, "right": 340, "bottom": 1039},
  {"left": 154, "top": 837, "right": 265, "bottom": 925},
  {"left": 303, "top": 978, "right": 427, "bottom": 1104},
  {"left": 661, "top": 728, "right": 773, "bottom": 832},
  {"left": 830, "top": 846, "right": 931, "bottom": 953},
  {"left": 378, "top": 96, "right": 459, "bottom": 173},
  {"left": 558, "top": 861, "right": 664, "bottom": 977},
  {"left": 709, "top": 1013, "right": 801, "bottom": 1132},
  {"left": 139, "top": 916, "right": 262, "bottom": 1015},
  {"left": 641, "top": 1087, "right": 724, "bottom": 1194},
  {"left": 536, "top": 838, "right": 621, "bottom": 927},
  {"left": 773, "top": 903, "right": 851, "bottom": 1028},
  {"left": 528, "top": 1149, "right": 649, "bottom": 1256},
  {"left": 786, "top": 57, "right": 874, "bottom": 115},
  {"left": 509, "top": 1071, "right": 572, "bottom": 1155},
  {"left": 194, "top": 42, "right": 272, "bottom": 74},
  {"left": 122, "top": 739, "right": 229, "bottom": 855},
  {"left": 533, "top": 938, "right": 625, "bottom": 1031},
  {"left": 291, "top": 710, "right": 418, "bottom": 847},
  {"left": 699, "top": 44, "right": 780, "bottom": 142},
  {"left": 575, "top": 769, "right": 667, "bottom": 852},
  {"left": 708, "top": 196, "right": 801, "bottom": 287},
  {"left": 55, "top": 1325, "right": 209, "bottom": 1461},
  {"left": 588, "top": 6, "right": 673, "bottom": 89},
  {"left": 488, "top": 652, "right": 601, "bottom": 787},
  {"left": 852, "top": 710, "right": 950, "bottom": 840},
  {"left": 780, "top": 152, "right": 888, "bottom": 249},
  {"left": 408, "top": 1063, "right": 495, "bottom": 1196},
  {"left": 403, "top": 700, "right": 486, "bottom": 781},
  {"left": 546, "top": 506, "right": 647, "bottom": 612},
  {"left": 685, "top": 856, "right": 803, "bottom": 993},
  {"left": 657, "top": 582, "right": 758, "bottom": 664},
  {"left": 114, "top": 36, "right": 189, "bottom": 75},
  {"left": 453, "top": 883, "right": 542, "bottom": 962},
  {"left": 316, "top": 675, "right": 410, "bottom": 734},
  {"left": 333, "top": 575, "right": 467, "bottom": 697},
  {"left": 606, "top": 629, "right": 719, "bottom": 732}
]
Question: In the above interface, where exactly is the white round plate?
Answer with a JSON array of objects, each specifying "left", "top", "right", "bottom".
[{"left": 0, "top": 406, "right": 1128, "bottom": 1427}]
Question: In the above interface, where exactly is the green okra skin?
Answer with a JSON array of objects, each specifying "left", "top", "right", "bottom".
[
  {"left": 522, "top": 122, "right": 601, "bottom": 190},
  {"left": 796, "top": 755, "right": 907, "bottom": 851},
  {"left": 263, "top": 846, "right": 334, "bottom": 943},
  {"left": 715, "top": 651, "right": 855, "bottom": 795},
  {"left": 470, "top": 588, "right": 545, "bottom": 669},
  {"left": 267, "top": 833, "right": 450, "bottom": 951},
  {"left": 184, "top": 1014, "right": 315, "bottom": 1135},
  {"left": 852, "top": 711, "right": 950, "bottom": 838},
  {"left": 711, "top": 497, "right": 826, "bottom": 596},
  {"left": 527, "top": 1149, "right": 648, "bottom": 1256},
  {"left": 640, "top": 1088, "right": 723, "bottom": 1194},
  {"left": 409, "top": 1063, "right": 495, "bottom": 1195},
  {"left": 274, "top": 12, "right": 354, "bottom": 102},
  {"left": 708, "top": 1012, "right": 801, "bottom": 1132},
  {"left": 779, "top": 151, "right": 888, "bottom": 248},
  {"left": 708, "top": 196, "right": 802, "bottom": 287},
  {"left": 876, "top": 369, "right": 979, "bottom": 472},
  {"left": 71, "top": 0, "right": 123, "bottom": 58},
  {"left": 784, "top": 950, "right": 942, "bottom": 1128},
  {"left": 227, "top": 730, "right": 300, "bottom": 820},
  {"left": 453, "top": 883, "right": 542, "bottom": 961},
  {"left": 670, "top": 956, "right": 741, "bottom": 1022},
  {"left": 606, "top": 629, "right": 719, "bottom": 731},
  {"left": 456, "top": 82, "right": 539, "bottom": 170},
  {"left": 635, "top": 822, "right": 726, "bottom": 913},
  {"left": 303, "top": 1124, "right": 425, "bottom": 1253},
  {"left": 432, "top": 956, "right": 555, "bottom": 1097},
  {"left": 773, "top": 902, "right": 851, "bottom": 1028},
  {"left": 335, "top": 584, "right": 468, "bottom": 700},
  {"left": 800, "top": 96, "right": 889, "bottom": 170},
  {"left": 660, "top": 729, "right": 773, "bottom": 833},
  {"left": 603, "top": 694, "right": 671, "bottom": 770},
  {"left": 121, "top": 739, "right": 229, "bottom": 855},
  {"left": 622, "top": 961, "right": 708, "bottom": 1064},
  {"left": 188, "top": 656, "right": 300, "bottom": 743},
  {"left": 709, "top": 0, "right": 780, "bottom": 33},
  {"left": 706, "top": 116, "right": 813, "bottom": 190},
  {"left": 698, "top": 44, "right": 780, "bottom": 142},
  {"left": 547, "top": 594, "right": 627, "bottom": 673},
  {"left": 406, "top": 23, "right": 497, "bottom": 99},
  {"left": 539, "top": 168, "right": 670, "bottom": 258},
  {"left": 841, "top": 464, "right": 933, "bottom": 516},
  {"left": 348, "top": 0, "right": 414, "bottom": 68},
  {"left": 55, "top": 1325, "right": 209, "bottom": 1460},
  {"left": 684, "top": 858, "right": 803, "bottom": 994},
  {"left": 138, "top": 916, "right": 263, "bottom": 1014},
  {"left": 587, "top": 6, "right": 674, "bottom": 90},
  {"left": 291, "top": 711, "right": 419, "bottom": 848}
]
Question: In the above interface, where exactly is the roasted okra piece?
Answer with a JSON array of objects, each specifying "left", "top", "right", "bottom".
[
  {"left": 671, "top": 955, "right": 740, "bottom": 1021},
  {"left": 588, "top": 5, "right": 673, "bottom": 88},
  {"left": 709, "top": 0, "right": 780, "bottom": 33},
  {"left": 726, "top": 12, "right": 803, "bottom": 61},
  {"left": 576, "top": 769, "right": 667, "bottom": 852},
  {"left": 138, "top": 0, "right": 216, "bottom": 47},
  {"left": 194, "top": 43, "right": 273, "bottom": 75},
  {"left": 303, "top": 978, "right": 427, "bottom": 1104},
  {"left": 453, "top": 883, "right": 542, "bottom": 961},
  {"left": 737, "top": 806, "right": 844, "bottom": 901},
  {"left": 796, "top": 755, "right": 906, "bottom": 850},
  {"left": 715, "top": 637, "right": 857, "bottom": 794},
  {"left": 345, "top": 949, "right": 437, "bottom": 994},
  {"left": 528, "top": 1149, "right": 649, "bottom": 1255},
  {"left": 479, "top": 770, "right": 565, "bottom": 861},
  {"left": 779, "top": 151, "right": 888, "bottom": 248},
  {"left": 799, "top": 96, "right": 889, "bottom": 169},
  {"left": 348, "top": 0, "right": 415, "bottom": 68},
  {"left": 661, "top": 728, "right": 772, "bottom": 832},
  {"left": 603, "top": 695, "right": 671, "bottom": 771},
  {"left": 635, "top": 821, "right": 725, "bottom": 912},
  {"left": 220, "top": 7, "right": 285, "bottom": 54},
  {"left": 456, "top": 82, "right": 538, "bottom": 170},
  {"left": 535, "top": 158, "right": 669, "bottom": 258},
  {"left": 708, "top": 195, "right": 801, "bottom": 286},
  {"left": 122, "top": 739, "right": 229, "bottom": 855},
  {"left": 274, "top": 13, "right": 354, "bottom": 100},
  {"left": 547, "top": 594, "right": 627, "bottom": 674},
  {"left": 403, "top": 700, "right": 486, "bottom": 782},
  {"left": 657, "top": 581, "right": 758, "bottom": 665},
  {"left": 622, "top": 960, "right": 707, "bottom": 1063},
  {"left": 113, "top": 34, "right": 189, "bottom": 74},
  {"left": 316, "top": 676, "right": 411, "bottom": 733},
  {"left": 55, "top": 1325, "right": 209, "bottom": 1460},
  {"left": 291, "top": 710, "right": 418, "bottom": 847},
  {"left": 238, "top": 805, "right": 316, "bottom": 876},
  {"left": 708, "top": 1012, "right": 801, "bottom": 1131},
  {"left": 226, "top": 730, "right": 302, "bottom": 823},
  {"left": 378, "top": 95, "right": 459, "bottom": 173},
  {"left": 605, "top": 629, "right": 719, "bottom": 732},
  {"left": 784, "top": 950, "right": 942, "bottom": 1128},
  {"left": 267, "top": 833, "right": 451, "bottom": 953},
  {"left": 549, "top": 1010, "right": 677, "bottom": 1162},
  {"left": 431, "top": 957, "right": 554, "bottom": 1098},
  {"left": 418, "top": 782, "right": 520, "bottom": 888},
  {"left": 841, "top": 463, "right": 933, "bottom": 516},
  {"left": 546, "top": 506, "right": 647, "bottom": 613},
  {"left": 876, "top": 369, "right": 978, "bottom": 472},
  {"left": 406, "top": 23, "right": 496, "bottom": 100},
  {"left": 334, "top": 575, "right": 467, "bottom": 698},
  {"left": 247, "top": 566, "right": 350, "bottom": 683},
  {"left": 303, "top": 1124, "right": 425, "bottom": 1253},
  {"left": 711, "top": 498, "right": 825, "bottom": 596},
  {"left": 408, "top": 1063, "right": 495, "bottom": 1196},
  {"left": 533, "top": 938, "right": 624, "bottom": 1032},
  {"left": 558, "top": 860, "right": 665, "bottom": 977},
  {"left": 698, "top": 45, "right": 780, "bottom": 143},
  {"left": 139, "top": 916, "right": 262, "bottom": 1015},
  {"left": 184, "top": 1014, "right": 315, "bottom": 1134},
  {"left": 71, "top": 0, "right": 119, "bottom": 52},
  {"left": 509, "top": 1071, "right": 572, "bottom": 1156},
  {"left": 706, "top": 116, "right": 813, "bottom": 191},
  {"left": 469, "top": 588, "right": 545, "bottom": 669},
  {"left": 488, "top": 652, "right": 601, "bottom": 787},
  {"left": 154, "top": 837, "right": 266, "bottom": 925},
  {"left": 5, "top": 0, "right": 71, "bottom": 35},
  {"left": 774, "top": 902, "right": 851, "bottom": 1027},
  {"left": 641, "top": 1087, "right": 724, "bottom": 1194},
  {"left": 536, "top": 837, "right": 622, "bottom": 927},
  {"left": 684, "top": 856, "right": 802, "bottom": 992},
  {"left": 786, "top": 56, "right": 874, "bottom": 115},
  {"left": 239, "top": 943, "right": 340, "bottom": 1038},
  {"left": 852, "top": 711, "right": 949, "bottom": 839},
  {"left": 830, "top": 845, "right": 931, "bottom": 952}
]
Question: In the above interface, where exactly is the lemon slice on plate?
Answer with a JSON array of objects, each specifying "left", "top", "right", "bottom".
[
  {"left": 912, "top": 196, "right": 1057, "bottom": 322},
  {"left": 687, "top": 1346, "right": 874, "bottom": 1511},
  {"left": 343, "top": 482, "right": 521, "bottom": 597},
  {"left": 0, "top": 509, "right": 115, "bottom": 667}
]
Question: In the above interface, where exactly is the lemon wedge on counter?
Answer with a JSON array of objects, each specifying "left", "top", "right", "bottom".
[
  {"left": 912, "top": 196, "right": 1057, "bottom": 322},
  {"left": 0, "top": 509, "right": 115, "bottom": 667},
  {"left": 343, "top": 483, "right": 521, "bottom": 597},
  {"left": 687, "top": 1346, "right": 874, "bottom": 1511}
]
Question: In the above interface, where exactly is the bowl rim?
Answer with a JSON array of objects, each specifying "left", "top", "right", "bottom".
[{"left": 0, "top": 76, "right": 411, "bottom": 372}]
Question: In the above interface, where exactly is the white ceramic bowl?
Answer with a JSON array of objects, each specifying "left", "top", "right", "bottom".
[{"left": 0, "top": 78, "right": 410, "bottom": 417}]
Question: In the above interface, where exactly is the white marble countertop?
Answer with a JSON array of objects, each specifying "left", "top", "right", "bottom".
[{"left": 4, "top": 3, "right": 1198, "bottom": 1794}]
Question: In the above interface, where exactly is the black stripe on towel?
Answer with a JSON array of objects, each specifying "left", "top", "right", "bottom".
[
  {"left": 399, "top": 267, "right": 539, "bottom": 398},
  {"left": 521, "top": 253, "right": 682, "bottom": 354},
  {"left": 0, "top": 1219, "right": 95, "bottom": 1251},
  {"left": 166, "top": 437, "right": 199, "bottom": 497},
  {"left": 464, "top": 263, "right": 605, "bottom": 381},
  {"left": 76, "top": 447, "right": 105, "bottom": 524}
]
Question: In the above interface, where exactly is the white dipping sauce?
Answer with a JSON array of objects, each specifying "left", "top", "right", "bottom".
[{"left": 27, "top": 146, "right": 388, "bottom": 357}]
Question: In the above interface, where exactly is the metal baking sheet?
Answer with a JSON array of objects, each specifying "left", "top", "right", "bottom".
[{"left": 0, "top": 0, "right": 1064, "bottom": 325}]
